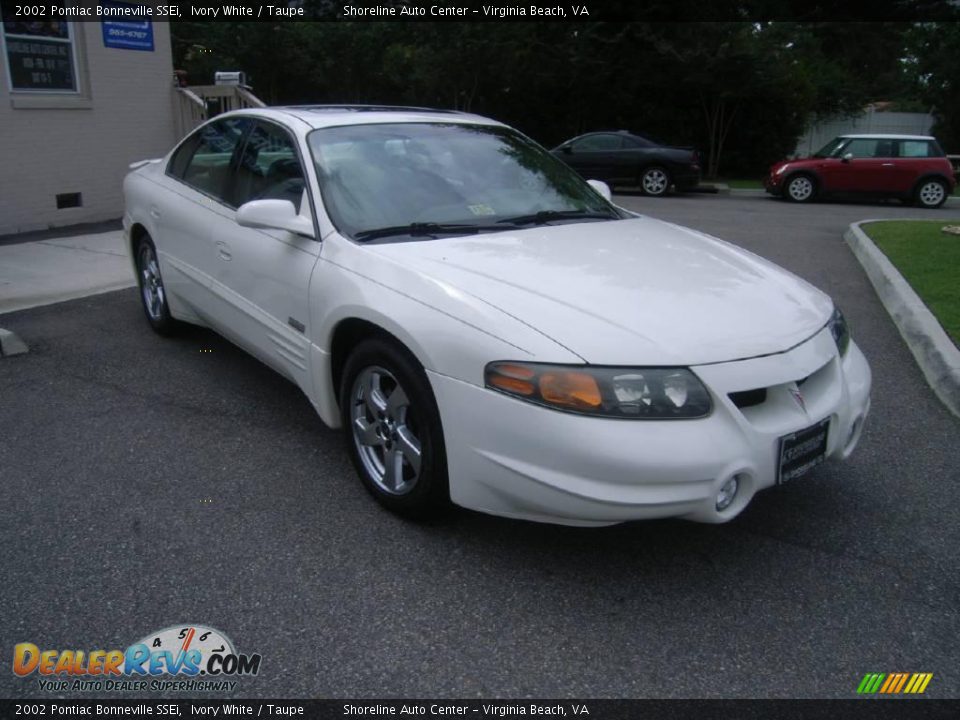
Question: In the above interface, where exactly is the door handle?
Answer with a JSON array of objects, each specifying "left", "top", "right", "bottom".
[
  {"left": 882, "top": 163, "right": 895, "bottom": 167},
  {"left": 215, "top": 240, "right": 232, "bottom": 261}
]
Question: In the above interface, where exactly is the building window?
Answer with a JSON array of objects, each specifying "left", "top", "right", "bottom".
[{"left": 2, "top": 20, "right": 79, "bottom": 93}]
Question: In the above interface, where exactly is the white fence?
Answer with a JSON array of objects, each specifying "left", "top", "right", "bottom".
[{"left": 794, "top": 110, "right": 935, "bottom": 157}]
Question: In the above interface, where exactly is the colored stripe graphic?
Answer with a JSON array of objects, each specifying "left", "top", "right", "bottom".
[
  {"left": 906, "top": 673, "right": 933, "bottom": 694},
  {"left": 857, "top": 673, "right": 932, "bottom": 694},
  {"left": 857, "top": 673, "right": 885, "bottom": 694}
]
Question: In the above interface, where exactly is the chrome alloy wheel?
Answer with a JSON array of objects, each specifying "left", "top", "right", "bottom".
[
  {"left": 787, "top": 175, "right": 814, "bottom": 202},
  {"left": 918, "top": 181, "right": 946, "bottom": 208},
  {"left": 350, "top": 366, "right": 423, "bottom": 495},
  {"left": 138, "top": 243, "right": 167, "bottom": 321},
  {"left": 642, "top": 168, "right": 669, "bottom": 196}
]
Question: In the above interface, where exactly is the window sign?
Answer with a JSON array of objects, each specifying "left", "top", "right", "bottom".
[
  {"left": 102, "top": 20, "right": 153, "bottom": 51},
  {"left": 101, "top": 3, "right": 153, "bottom": 51},
  {"left": 2, "top": 20, "right": 77, "bottom": 92}
]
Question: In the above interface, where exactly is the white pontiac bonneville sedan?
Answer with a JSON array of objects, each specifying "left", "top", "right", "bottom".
[{"left": 123, "top": 106, "right": 872, "bottom": 526}]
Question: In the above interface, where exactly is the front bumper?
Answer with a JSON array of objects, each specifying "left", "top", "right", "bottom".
[
  {"left": 429, "top": 327, "right": 871, "bottom": 526},
  {"left": 763, "top": 173, "right": 784, "bottom": 195}
]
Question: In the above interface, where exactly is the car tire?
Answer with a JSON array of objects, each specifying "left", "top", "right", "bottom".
[
  {"left": 135, "top": 235, "right": 178, "bottom": 336},
  {"left": 914, "top": 178, "right": 948, "bottom": 209},
  {"left": 784, "top": 173, "right": 817, "bottom": 203},
  {"left": 339, "top": 337, "right": 450, "bottom": 519},
  {"left": 639, "top": 166, "right": 671, "bottom": 197}
]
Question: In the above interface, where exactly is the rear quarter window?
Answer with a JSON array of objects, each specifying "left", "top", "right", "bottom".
[{"left": 899, "top": 140, "right": 937, "bottom": 158}]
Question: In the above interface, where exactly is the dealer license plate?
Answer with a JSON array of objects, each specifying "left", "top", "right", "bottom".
[{"left": 778, "top": 418, "right": 830, "bottom": 484}]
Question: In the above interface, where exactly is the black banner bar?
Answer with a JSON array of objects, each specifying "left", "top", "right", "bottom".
[
  {"left": 1, "top": 699, "right": 959, "bottom": 719},
  {"left": 1, "top": 0, "right": 959, "bottom": 22}
]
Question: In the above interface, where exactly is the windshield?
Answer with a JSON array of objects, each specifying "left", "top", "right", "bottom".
[
  {"left": 306, "top": 122, "right": 620, "bottom": 241},
  {"left": 812, "top": 136, "right": 848, "bottom": 159}
]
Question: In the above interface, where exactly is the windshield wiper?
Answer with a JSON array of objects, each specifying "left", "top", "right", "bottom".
[
  {"left": 497, "top": 209, "right": 618, "bottom": 226},
  {"left": 353, "top": 222, "right": 495, "bottom": 242}
]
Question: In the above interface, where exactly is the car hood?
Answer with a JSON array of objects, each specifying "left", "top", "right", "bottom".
[{"left": 363, "top": 216, "right": 833, "bottom": 366}]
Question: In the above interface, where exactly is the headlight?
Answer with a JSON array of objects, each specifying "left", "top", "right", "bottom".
[
  {"left": 484, "top": 362, "right": 712, "bottom": 419},
  {"left": 774, "top": 165, "right": 788, "bottom": 176},
  {"left": 828, "top": 307, "right": 850, "bottom": 356}
]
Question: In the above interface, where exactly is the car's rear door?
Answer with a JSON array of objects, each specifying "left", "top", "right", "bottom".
[
  {"left": 159, "top": 117, "right": 253, "bottom": 316},
  {"left": 206, "top": 119, "right": 320, "bottom": 390}
]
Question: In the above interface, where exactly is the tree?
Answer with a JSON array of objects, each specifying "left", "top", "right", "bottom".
[{"left": 907, "top": 22, "right": 960, "bottom": 152}]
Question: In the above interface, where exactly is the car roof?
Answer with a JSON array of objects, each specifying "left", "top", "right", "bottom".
[
  {"left": 839, "top": 134, "right": 935, "bottom": 141},
  {"left": 218, "top": 105, "right": 504, "bottom": 131}
]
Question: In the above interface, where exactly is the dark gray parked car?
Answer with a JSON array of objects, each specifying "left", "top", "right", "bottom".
[{"left": 552, "top": 131, "right": 701, "bottom": 196}]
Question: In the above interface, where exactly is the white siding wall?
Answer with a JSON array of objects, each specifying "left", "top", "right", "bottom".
[
  {"left": 794, "top": 110, "right": 935, "bottom": 157},
  {"left": 0, "top": 22, "right": 177, "bottom": 236}
]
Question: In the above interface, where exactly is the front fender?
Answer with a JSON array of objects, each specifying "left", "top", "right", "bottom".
[{"left": 307, "top": 234, "right": 581, "bottom": 428}]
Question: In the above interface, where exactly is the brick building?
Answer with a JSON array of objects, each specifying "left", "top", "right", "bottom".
[{"left": 0, "top": 19, "right": 177, "bottom": 235}]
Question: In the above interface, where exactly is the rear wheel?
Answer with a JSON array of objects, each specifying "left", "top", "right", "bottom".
[
  {"left": 135, "top": 236, "right": 178, "bottom": 335},
  {"left": 914, "top": 179, "right": 948, "bottom": 209},
  {"left": 640, "top": 166, "right": 671, "bottom": 197},
  {"left": 340, "top": 338, "right": 449, "bottom": 519},
  {"left": 785, "top": 174, "right": 816, "bottom": 203}
]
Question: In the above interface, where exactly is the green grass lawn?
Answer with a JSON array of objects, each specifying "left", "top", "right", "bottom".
[
  {"left": 862, "top": 220, "right": 960, "bottom": 345},
  {"left": 717, "top": 178, "right": 763, "bottom": 189}
]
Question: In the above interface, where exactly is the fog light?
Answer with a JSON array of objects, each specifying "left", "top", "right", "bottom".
[{"left": 716, "top": 477, "right": 739, "bottom": 511}]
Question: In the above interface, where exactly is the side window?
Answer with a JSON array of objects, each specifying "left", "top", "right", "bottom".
[
  {"left": 2, "top": 20, "right": 80, "bottom": 93},
  {"left": 173, "top": 118, "right": 252, "bottom": 203},
  {"left": 622, "top": 135, "right": 654, "bottom": 149},
  {"left": 571, "top": 134, "right": 622, "bottom": 152},
  {"left": 230, "top": 121, "right": 305, "bottom": 212},
  {"left": 899, "top": 140, "right": 932, "bottom": 158},
  {"left": 844, "top": 139, "right": 880, "bottom": 159},
  {"left": 873, "top": 139, "right": 896, "bottom": 158}
]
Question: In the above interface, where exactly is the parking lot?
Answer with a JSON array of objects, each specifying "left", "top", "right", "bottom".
[{"left": 1, "top": 193, "right": 958, "bottom": 699}]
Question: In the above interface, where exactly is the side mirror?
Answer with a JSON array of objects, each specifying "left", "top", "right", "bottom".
[
  {"left": 561, "top": 145, "right": 573, "bottom": 155},
  {"left": 841, "top": 152, "right": 854, "bottom": 163},
  {"left": 587, "top": 179, "right": 612, "bottom": 202},
  {"left": 236, "top": 199, "right": 315, "bottom": 239}
]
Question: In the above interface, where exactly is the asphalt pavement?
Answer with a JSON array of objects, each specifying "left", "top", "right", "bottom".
[{"left": 1, "top": 193, "right": 958, "bottom": 699}]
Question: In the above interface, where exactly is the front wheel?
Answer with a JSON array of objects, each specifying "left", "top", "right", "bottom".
[
  {"left": 914, "top": 179, "right": 948, "bottom": 209},
  {"left": 135, "top": 236, "right": 178, "bottom": 335},
  {"left": 640, "top": 166, "right": 671, "bottom": 197},
  {"left": 340, "top": 338, "right": 449, "bottom": 519},
  {"left": 784, "top": 174, "right": 816, "bottom": 203}
]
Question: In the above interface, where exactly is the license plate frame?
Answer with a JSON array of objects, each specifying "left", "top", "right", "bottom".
[{"left": 778, "top": 417, "right": 830, "bottom": 484}]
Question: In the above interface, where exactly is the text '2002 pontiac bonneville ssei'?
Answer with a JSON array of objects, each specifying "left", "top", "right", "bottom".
[{"left": 123, "top": 106, "right": 871, "bottom": 526}]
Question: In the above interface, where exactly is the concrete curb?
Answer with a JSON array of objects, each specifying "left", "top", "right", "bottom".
[
  {"left": 0, "top": 327, "right": 28, "bottom": 357},
  {"left": 845, "top": 220, "right": 960, "bottom": 418}
]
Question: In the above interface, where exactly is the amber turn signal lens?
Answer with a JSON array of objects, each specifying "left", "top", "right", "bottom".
[
  {"left": 492, "top": 363, "right": 536, "bottom": 380},
  {"left": 539, "top": 371, "right": 602, "bottom": 409},
  {"left": 487, "top": 363, "right": 537, "bottom": 396},
  {"left": 489, "top": 374, "right": 536, "bottom": 396}
]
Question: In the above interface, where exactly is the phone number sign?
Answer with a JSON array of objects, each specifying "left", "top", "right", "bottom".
[{"left": 101, "top": 18, "right": 153, "bottom": 51}]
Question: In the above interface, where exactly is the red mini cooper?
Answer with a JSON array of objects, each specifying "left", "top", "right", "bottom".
[{"left": 764, "top": 134, "right": 956, "bottom": 209}]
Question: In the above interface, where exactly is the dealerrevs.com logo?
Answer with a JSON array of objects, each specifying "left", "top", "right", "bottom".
[{"left": 13, "top": 624, "right": 262, "bottom": 692}]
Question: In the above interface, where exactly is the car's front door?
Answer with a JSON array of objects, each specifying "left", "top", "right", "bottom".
[
  {"left": 819, "top": 138, "right": 896, "bottom": 193},
  {"left": 206, "top": 119, "right": 320, "bottom": 391},
  {"left": 158, "top": 117, "right": 253, "bottom": 317}
]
